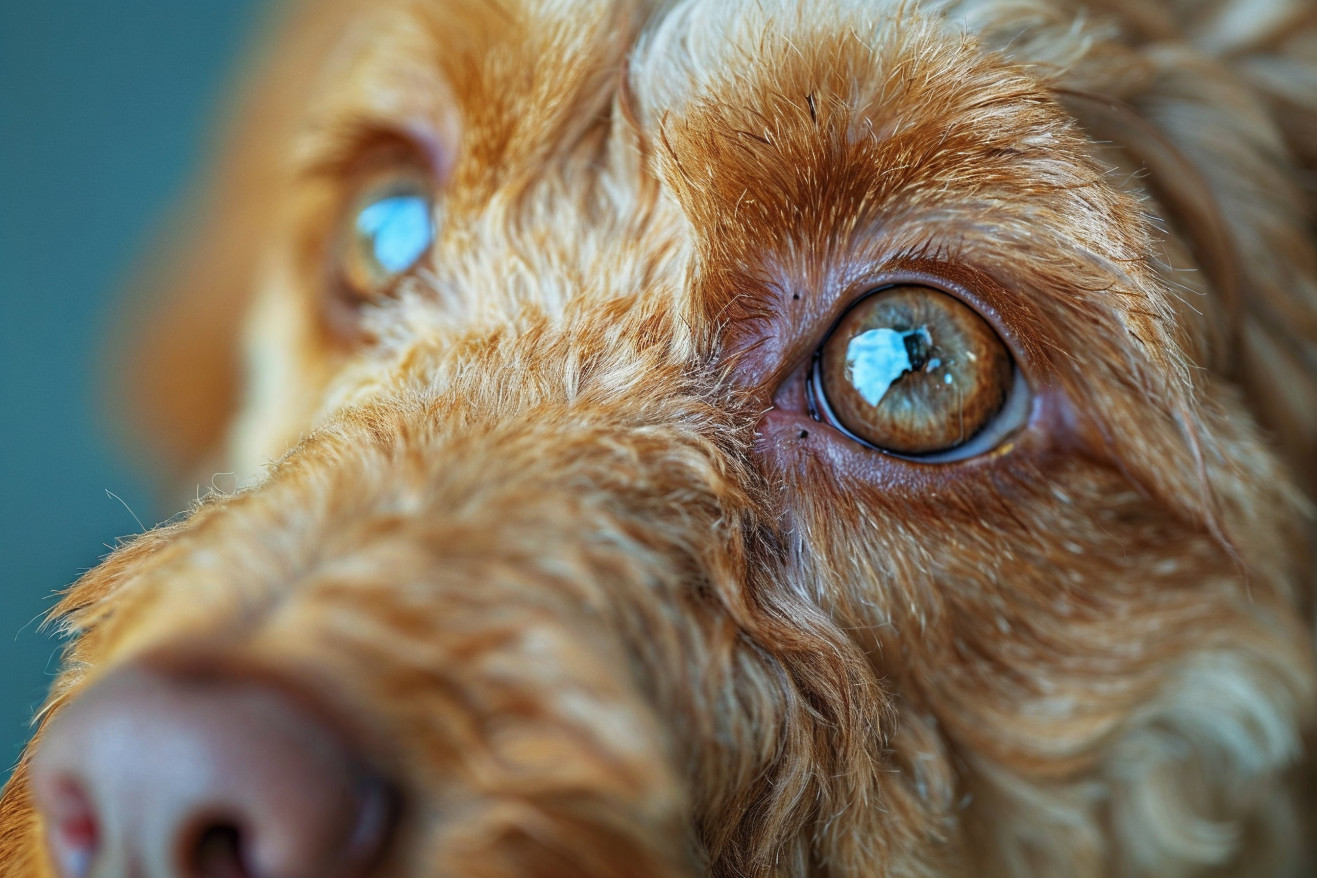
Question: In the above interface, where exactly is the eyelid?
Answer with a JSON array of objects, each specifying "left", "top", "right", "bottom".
[
  {"left": 295, "top": 120, "right": 442, "bottom": 185},
  {"left": 811, "top": 264, "right": 1034, "bottom": 384},
  {"left": 725, "top": 257, "right": 1038, "bottom": 402},
  {"left": 834, "top": 267, "right": 1017, "bottom": 347}
]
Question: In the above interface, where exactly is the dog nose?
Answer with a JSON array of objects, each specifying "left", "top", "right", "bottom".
[{"left": 30, "top": 663, "right": 392, "bottom": 878}]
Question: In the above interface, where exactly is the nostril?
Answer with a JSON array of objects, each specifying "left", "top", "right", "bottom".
[
  {"left": 40, "top": 777, "right": 98, "bottom": 878},
  {"left": 187, "top": 822, "right": 252, "bottom": 878},
  {"left": 179, "top": 778, "right": 392, "bottom": 878},
  {"left": 344, "top": 779, "right": 394, "bottom": 864}
]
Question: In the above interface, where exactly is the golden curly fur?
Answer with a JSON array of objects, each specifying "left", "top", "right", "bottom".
[{"left": 3, "top": 0, "right": 1316, "bottom": 875}]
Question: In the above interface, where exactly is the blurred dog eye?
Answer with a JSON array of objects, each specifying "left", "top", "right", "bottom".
[
  {"left": 337, "top": 171, "right": 435, "bottom": 302},
  {"left": 812, "top": 285, "right": 1023, "bottom": 459}
]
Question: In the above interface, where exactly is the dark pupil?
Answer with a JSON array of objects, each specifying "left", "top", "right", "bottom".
[{"left": 901, "top": 328, "right": 931, "bottom": 373}]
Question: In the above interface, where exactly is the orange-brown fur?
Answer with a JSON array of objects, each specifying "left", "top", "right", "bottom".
[{"left": 5, "top": 0, "right": 1317, "bottom": 875}]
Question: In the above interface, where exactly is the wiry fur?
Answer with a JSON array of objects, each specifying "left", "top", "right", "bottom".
[{"left": 4, "top": 0, "right": 1316, "bottom": 875}]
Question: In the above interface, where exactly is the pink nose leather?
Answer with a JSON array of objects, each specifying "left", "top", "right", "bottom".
[{"left": 30, "top": 664, "right": 391, "bottom": 878}]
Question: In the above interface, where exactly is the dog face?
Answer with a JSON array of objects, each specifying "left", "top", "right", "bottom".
[{"left": 4, "top": 1, "right": 1316, "bottom": 876}]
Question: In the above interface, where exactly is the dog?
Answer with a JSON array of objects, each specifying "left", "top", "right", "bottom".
[{"left": 3, "top": 0, "right": 1316, "bottom": 875}]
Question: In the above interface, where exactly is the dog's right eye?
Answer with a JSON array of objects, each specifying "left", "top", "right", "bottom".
[
  {"left": 336, "top": 169, "right": 436, "bottom": 303},
  {"left": 810, "top": 284, "right": 1024, "bottom": 459}
]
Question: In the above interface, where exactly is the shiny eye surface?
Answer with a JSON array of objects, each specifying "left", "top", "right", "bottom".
[
  {"left": 337, "top": 170, "right": 435, "bottom": 302},
  {"left": 813, "top": 285, "right": 1019, "bottom": 458}
]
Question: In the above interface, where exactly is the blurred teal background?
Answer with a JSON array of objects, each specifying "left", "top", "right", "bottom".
[{"left": 0, "top": 2, "right": 265, "bottom": 776}]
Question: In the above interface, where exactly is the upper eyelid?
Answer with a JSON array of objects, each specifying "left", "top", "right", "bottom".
[
  {"left": 292, "top": 119, "right": 435, "bottom": 185},
  {"left": 818, "top": 261, "right": 1024, "bottom": 361}
]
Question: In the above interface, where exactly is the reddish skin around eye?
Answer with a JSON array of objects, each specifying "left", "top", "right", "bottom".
[{"left": 818, "top": 285, "right": 1012, "bottom": 455}]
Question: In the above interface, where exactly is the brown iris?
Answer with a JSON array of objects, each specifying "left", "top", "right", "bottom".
[{"left": 816, "top": 285, "right": 1012, "bottom": 455}]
